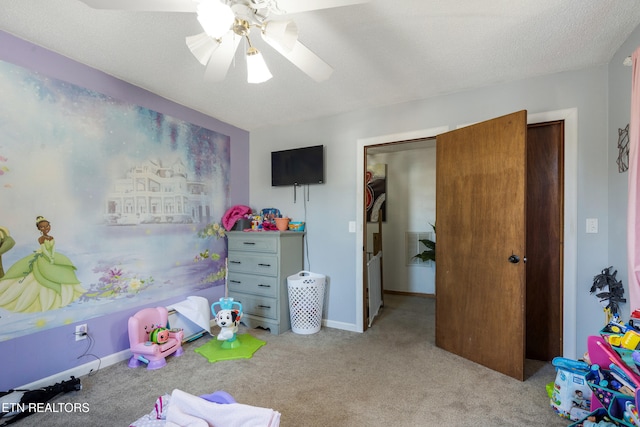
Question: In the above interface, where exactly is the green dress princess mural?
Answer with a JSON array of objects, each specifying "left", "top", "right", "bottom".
[
  {"left": 0, "top": 216, "right": 86, "bottom": 312},
  {"left": 0, "top": 226, "right": 16, "bottom": 278}
]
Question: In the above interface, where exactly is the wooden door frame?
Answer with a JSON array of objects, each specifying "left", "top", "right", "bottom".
[{"left": 355, "top": 108, "right": 578, "bottom": 359}]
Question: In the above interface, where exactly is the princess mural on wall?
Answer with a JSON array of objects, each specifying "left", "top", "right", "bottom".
[
  {"left": 0, "top": 216, "right": 85, "bottom": 312},
  {"left": 0, "top": 59, "right": 230, "bottom": 339},
  {"left": 0, "top": 226, "right": 16, "bottom": 278}
]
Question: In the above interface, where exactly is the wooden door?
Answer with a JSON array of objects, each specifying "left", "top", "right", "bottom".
[{"left": 435, "top": 110, "right": 527, "bottom": 380}]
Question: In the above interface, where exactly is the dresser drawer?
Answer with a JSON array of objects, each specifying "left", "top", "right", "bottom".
[
  {"left": 230, "top": 293, "right": 278, "bottom": 320},
  {"left": 228, "top": 272, "right": 278, "bottom": 298},
  {"left": 228, "top": 235, "right": 277, "bottom": 253},
  {"left": 227, "top": 253, "right": 278, "bottom": 276}
]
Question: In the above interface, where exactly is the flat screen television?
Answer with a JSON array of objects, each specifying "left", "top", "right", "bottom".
[{"left": 271, "top": 145, "right": 324, "bottom": 186}]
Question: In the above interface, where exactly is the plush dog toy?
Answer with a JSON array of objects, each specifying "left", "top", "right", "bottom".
[{"left": 215, "top": 309, "right": 241, "bottom": 341}]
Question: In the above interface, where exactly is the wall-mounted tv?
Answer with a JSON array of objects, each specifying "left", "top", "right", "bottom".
[{"left": 271, "top": 145, "right": 324, "bottom": 186}]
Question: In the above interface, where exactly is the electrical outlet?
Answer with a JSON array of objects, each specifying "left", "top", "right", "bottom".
[
  {"left": 586, "top": 218, "right": 598, "bottom": 234},
  {"left": 75, "top": 324, "right": 87, "bottom": 341}
]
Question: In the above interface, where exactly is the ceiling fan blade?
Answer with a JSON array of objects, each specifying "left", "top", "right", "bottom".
[
  {"left": 266, "top": 39, "right": 333, "bottom": 82},
  {"left": 77, "top": 0, "right": 197, "bottom": 13},
  {"left": 272, "top": 0, "right": 369, "bottom": 14},
  {"left": 186, "top": 32, "right": 218, "bottom": 65},
  {"left": 203, "top": 33, "right": 242, "bottom": 81}
]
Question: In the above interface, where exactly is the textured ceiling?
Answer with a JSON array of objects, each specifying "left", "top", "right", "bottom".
[{"left": 1, "top": 0, "right": 640, "bottom": 131}]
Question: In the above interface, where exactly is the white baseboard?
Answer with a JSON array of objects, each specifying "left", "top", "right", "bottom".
[
  {"left": 18, "top": 349, "right": 131, "bottom": 390},
  {"left": 322, "top": 319, "right": 359, "bottom": 332}
]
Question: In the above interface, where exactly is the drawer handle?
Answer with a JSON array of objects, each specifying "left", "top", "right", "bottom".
[
  {"left": 258, "top": 263, "right": 272, "bottom": 267},
  {"left": 243, "top": 242, "right": 256, "bottom": 245},
  {"left": 258, "top": 284, "right": 271, "bottom": 288},
  {"left": 258, "top": 305, "right": 271, "bottom": 309},
  {"left": 230, "top": 280, "right": 241, "bottom": 284},
  {"left": 230, "top": 260, "right": 241, "bottom": 264}
]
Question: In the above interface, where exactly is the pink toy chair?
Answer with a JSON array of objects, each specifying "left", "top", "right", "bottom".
[{"left": 128, "top": 307, "right": 184, "bottom": 370}]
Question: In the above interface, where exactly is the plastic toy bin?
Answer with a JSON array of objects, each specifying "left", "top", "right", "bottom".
[{"left": 287, "top": 271, "right": 326, "bottom": 334}]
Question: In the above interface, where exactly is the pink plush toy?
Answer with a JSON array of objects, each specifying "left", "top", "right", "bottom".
[{"left": 222, "top": 205, "right": 252, "bottom": 231}]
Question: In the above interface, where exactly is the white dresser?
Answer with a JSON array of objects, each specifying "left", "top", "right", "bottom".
[{"left": 226, "top": 231, "right": 305, "bottom": 335}]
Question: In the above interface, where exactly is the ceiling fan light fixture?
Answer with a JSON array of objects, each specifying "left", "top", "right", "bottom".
[
  {"left": 261, "top": 20, "right": 298, "bottom": 52},
  {"left": 246, "top": 47, "right": 272, "bottom": 83},
  {"left": 79, "top": 0, "right": 370, "bottom": 84},
  {"left": 197, "top": 0, "right": 235, "bottom": 39},
  {"left": 186, "top": 32, "right": 220, "bottom": 65}
]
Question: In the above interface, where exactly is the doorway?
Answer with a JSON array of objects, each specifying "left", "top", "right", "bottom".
[
  {"left": 362, "top": 122, "right": 563, "bottom": 355},
  {"left": 355, "top": 109, "right": 578, "bottom": 361},
  {"left": 364, "top": 139, "right": 437, "bottom": 328},
  {"left": 362, "top": 137, "right": 440, "bottom": 330},
  {"left": 526, "top": 120, "right": 564, "bottom": 360}
]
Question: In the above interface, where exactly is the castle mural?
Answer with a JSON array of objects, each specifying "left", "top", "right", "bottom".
[{"left": 0, "top": 60, "right": 230, "bottom": 340}]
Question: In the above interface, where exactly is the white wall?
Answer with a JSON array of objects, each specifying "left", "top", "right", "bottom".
[
  {"left": 608, "top": 25, "right": 640, "bottom": 312},
  {"left": 251, "top": 63, "right": 611, "bottom": 355},
  {"left": 366, "top": 146, "right": 436, "bottom": 294}
]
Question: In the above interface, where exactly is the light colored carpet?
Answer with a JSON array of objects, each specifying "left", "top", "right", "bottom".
[{"left": 10, "top": 294, "right": 570, "bottom": 426}]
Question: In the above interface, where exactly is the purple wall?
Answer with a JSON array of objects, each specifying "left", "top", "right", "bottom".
[{"left": 0, "top": 30, "right": 250, "bottom": 390}]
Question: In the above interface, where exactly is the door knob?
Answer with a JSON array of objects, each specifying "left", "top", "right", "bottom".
[{"left": 508, "top": 254, "right": 520, "bottom": 264}]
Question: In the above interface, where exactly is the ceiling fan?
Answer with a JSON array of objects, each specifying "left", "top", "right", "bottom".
[{"left": 78, "top": 0, "right": 370, "bottom": 83}]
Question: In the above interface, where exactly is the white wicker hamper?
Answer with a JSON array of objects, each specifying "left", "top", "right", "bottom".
[{"left": 287, "top": 271, "right": 326, "bottom": 334}]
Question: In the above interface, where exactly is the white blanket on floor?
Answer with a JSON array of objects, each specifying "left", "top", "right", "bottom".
[
  {"left": 169, "top": 296, "right": 212, "bottom": 336},
  {"left": 166, "top": 389, "right": 281, "bottom": 427}
]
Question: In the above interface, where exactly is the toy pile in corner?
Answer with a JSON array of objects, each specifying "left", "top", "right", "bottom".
[{"left": 550, "top": 266, "right": 640, "bottom": 426}]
